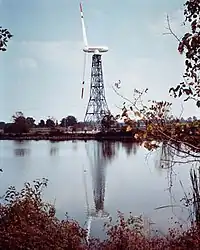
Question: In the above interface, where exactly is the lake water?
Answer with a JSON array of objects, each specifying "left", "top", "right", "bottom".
[{"left": 0, "top": 140, "right": 192, "bottom": 238}]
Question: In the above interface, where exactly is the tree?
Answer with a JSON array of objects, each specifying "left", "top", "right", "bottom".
[
  {"left": 0, "top": 26, "right": 13, "bottom": 52},
  {"left": 60, "top": 118, "right": 67, "bottom": 127},
  {"left": 101, "top": 114, "right": 116, "bottom": 132},
  {"left": 26, "top": 117, "right": 36, "bottom": 128},
  {"left": 193, "top": 116, "right": 198, "bottom": 121},
  {"left": 169, "top": 0, "right": 200, "bottom": 107},
  {"left": 66, "top": 116, "right": 77, "bottom": 126},
  {"left": 13, "top": 112, "right": 29, "bottom": 133},
  {"left": 60, "top": 116, "right": 77, "bottom": 127},
  {"left": 38, "top": 119, "right": 45, "bottom": 128},
  {"left": 0, "top": 180, "right": 87, "bottom": 249},
  {"left": 4, "top": 112, "right": 29, "bottom": 134},
  {"left": 46, "top": 118, "right": 55, "bottom": 128},
  {"left": 0, "top": 122, "right": 5, "bottom": 130}
]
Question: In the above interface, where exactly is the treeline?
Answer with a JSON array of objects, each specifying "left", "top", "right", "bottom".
[{"left": 0, "top": 112, "right": 79, "bottom": 134}]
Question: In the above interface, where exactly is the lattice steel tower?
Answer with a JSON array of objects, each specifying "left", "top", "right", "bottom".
[
  {"left": 84, "top": 54, "right": 109, "bottom": 124},
  {"left": 79, "top": 3, "right": 109, "bottom": 125}
]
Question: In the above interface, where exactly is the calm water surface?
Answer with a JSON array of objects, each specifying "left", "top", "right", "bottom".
[{"left": 0, "top": 140, "right": 192, "bottom": 237}]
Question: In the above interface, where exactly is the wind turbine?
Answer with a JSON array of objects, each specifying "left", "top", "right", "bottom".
[
  {"left": 79, "top": 2, "right": 109, "bottom": 126},
  {"left": 79, "top": 3, "right": 108, "bottom": 55}
]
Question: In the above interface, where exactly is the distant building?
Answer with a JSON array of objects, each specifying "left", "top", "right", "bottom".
[{"left": 29, "top": 127, "right": 52, "bottom": 134}]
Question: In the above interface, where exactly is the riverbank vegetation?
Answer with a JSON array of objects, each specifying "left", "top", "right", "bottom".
[
  {"left": 0, "top": 179, "right": 200, "bottom": 250},
  {"left": 0, "top": 112, "right": 79, "bottom": 134}
]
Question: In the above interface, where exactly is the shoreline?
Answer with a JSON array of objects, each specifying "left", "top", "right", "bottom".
[{"left": 0, "top": 131, "right": 137, "bottom": 142}]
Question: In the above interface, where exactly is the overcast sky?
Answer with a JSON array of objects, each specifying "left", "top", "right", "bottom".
[{"left": 1, "top": 0, "right": 199, "bottom": 123}]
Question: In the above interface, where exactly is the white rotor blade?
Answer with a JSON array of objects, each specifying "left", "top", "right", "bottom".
[
  {"left": 81, "top": 52, "right": 87, "bottom": 99},
  {"left": 80, "top": 2, "right": 88, "bottom": 47}
]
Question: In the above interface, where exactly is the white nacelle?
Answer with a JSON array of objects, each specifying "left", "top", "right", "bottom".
[{"left": 83, "top": 46, "right": 108, "bottom": 53}]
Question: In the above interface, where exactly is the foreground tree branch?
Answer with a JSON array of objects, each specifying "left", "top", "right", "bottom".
[
  {"left": 163, "top": 14, "right": 181, "bottom": 42},
  {"left": 168, "top": 0, "right": 200, "bottom": 107},
  {"left": 112, "top": 85, "right": 200, "bottom": 159},
  {"left": 0, "top": 26, "right": 13, "bottom": 51}
]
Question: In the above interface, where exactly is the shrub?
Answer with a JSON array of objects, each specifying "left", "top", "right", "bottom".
[
  {"left": 0, "top": 179, "right": 87, "bottom": 250},
  {"left": 1, "top": 180, "right": 200, "bottom": 249}
]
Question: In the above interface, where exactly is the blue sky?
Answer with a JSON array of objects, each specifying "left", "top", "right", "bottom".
[{"left": 1, "top": 0, "right": 198, "bottom": 123}]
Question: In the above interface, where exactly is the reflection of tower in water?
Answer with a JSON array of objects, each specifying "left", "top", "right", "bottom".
[
  {"left": 84, "top": 141, "right": 116, "bottom": 222},
  {"left": 85, "top": 141, "right": 152, "bottom": 239}
]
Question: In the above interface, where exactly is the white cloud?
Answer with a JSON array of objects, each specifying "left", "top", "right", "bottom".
[
  {"left": 16, "top": 40, "right": 83, "bottom": 71},
  {"left": 3, "top": 40, "right": 89, "bottom": 121}
]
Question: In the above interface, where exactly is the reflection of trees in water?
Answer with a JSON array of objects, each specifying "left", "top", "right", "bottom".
[
  {"left": 190, "top": 167, "right": 200, "bottom": 224},
  {"left": 50, "top": 147, "right": 58, "bottom": 156},
  {"left": 49, "top": 142, "right": 59, "bottom": 156},
  {"left": 72, "top": 140, "right": 77, "bottom": 151},
  {"left": 157, "top": 142, "right": 200, "bottom": 170},
  {"left": 156, "top": 142, "right": 200, "bottom": 210},
  {"left": 154, "top": 142, "right": 182, "bottom": 190},
  {"left": 14, "top": 148, "right": 30, "bottom": 157},
  {"left": 115, "top": 141, "right": 121, "bottom": 151},
  {"left": 121, "top": 142, "right": 139, "bottom": 156},
  {"left": 13, "top": 140, "right": 30, "bottom": 157},
  {"left": 13, "top": 140, "right": 28, "bottom": 145},
  {"left": 158, "top": 142, "right": 176, "bottom": 169},
  {"left": 101, "top": 141, "right": 117, "bottom": 162}
]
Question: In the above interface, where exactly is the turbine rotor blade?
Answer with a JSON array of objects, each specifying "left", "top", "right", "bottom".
[
  {"left": 81, "top": 52, "right": 87, "bottom": 99},
  {"left": 79, "top": 2, "right": 83, "bottom": 12},
  {"left": 79, "top": 2, "right": 88, "bottom": 47},
  {"left": 81, "top": 86, "right": 84, "bottom": 99}
]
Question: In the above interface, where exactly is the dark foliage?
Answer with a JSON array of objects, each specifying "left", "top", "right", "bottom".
[
  {"left": 0, "top": 26, "right": 13, "bottom": 52},
  {"left": 1, "top": 179, "right": 200, "bottom": 249},
  {"left": 0, "top": 179, "right": 87, "bottom": 250},
  {"left": 49, "top": 129, "right": 65, "bottom": 137},
  {"left": 46, "top": 118, "right": 55, "bottom": 128},
  {"left": 4, "top": 112, "right": 30, "bottom": 134},
  {"left": 101, "top": 114, "right": 118, "bottom": 132},
  {"left": 38, "top": 119, "right": 45, "bottom": 128},
  {"left": 26, "top": 117, "right": 36, "bottom": 128},
  {"left": 60, "top": 116, "right": 77, "bottom": 127},
  {"left": 169, "top": 0, "right": 200, "bottom": 107},
  {"left": 0, "top": 122, "right": 5, "bottom": 130}
]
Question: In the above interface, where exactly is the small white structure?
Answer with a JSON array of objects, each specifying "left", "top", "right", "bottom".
[{"left": 116, "top": 110, "right": 144, "bottom": 124}]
